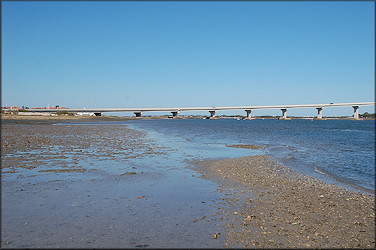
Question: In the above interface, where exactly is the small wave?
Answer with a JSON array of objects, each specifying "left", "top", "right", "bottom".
[
  {"left": 314, "top": 167, "right": 329, "bottom": 176},
  {"left": 314, "top": 167, "right": 374, "bottom": 195},
  {"left": 338, "top": 129, "right": 371, "bottom": 133}
]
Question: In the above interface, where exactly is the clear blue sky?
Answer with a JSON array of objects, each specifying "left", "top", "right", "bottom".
[{"left": 2, "top": 1, "right": 375, "bottom": 116}]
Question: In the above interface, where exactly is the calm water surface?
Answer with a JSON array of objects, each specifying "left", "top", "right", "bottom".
[{"left": 127, "top": 118, "right": 375, "bottom": 192}]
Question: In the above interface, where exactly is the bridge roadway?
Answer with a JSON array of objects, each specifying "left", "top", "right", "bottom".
[{"left": 4, "top": 102, "right": 375, "bottom": 120}]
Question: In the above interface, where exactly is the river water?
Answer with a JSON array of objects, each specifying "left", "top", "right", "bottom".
[{"left": 125, "top": 118, "right": 375, "bottom": 193}]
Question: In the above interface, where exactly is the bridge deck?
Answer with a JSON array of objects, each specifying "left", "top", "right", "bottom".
[{"left": 3, "top": 102, "right": 374, "bottom": 113}]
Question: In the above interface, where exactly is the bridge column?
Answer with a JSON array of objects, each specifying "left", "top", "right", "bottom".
[
  {"left": 316, "top": 107, "right": 323, "bottom": 119},
  {"left": 352, "top": 106, "right": 360, "bottom": 120},
  {"left": 171, "top": 111, "right": 179, "bottom": 117},
  {"left": 279, "top": 109, "right": 290, "bottom": 120},
  {"left": 209, "top": 110, "right": 216, "bottom": 118},
  {"left": 134, "top": 112, "right": 142, "bottom": 117},
  {"left": 245, "top": 110, "right": 255, "bottom": 119}
]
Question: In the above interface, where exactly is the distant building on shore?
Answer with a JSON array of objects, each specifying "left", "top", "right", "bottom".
[
  {"left": 1, "top": 106, "right": 21, "bottom": 110},
  {"left": 76, "top": 112, "right": 95, "bottom": 116}
]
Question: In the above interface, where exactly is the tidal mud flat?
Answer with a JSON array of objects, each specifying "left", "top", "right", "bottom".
[
  {"left": 1, "top": 115, "right": 375, "bottom": 248},
  {"left": 1, "top": 117, "right": 226, "bottom": 248},
  {"left": 192, "top": 155, "right": 375, "bottom": 248}
]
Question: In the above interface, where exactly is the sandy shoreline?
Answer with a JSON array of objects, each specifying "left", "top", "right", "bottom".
[
  {"left": 1, "top": 114, "right": 136, "bottom": 123},
  {"left": 1, "top": 116, "right": 375, "bottom": 248},
  {"left": 191, "top": 155, "right": 375, "bottom": 248}
]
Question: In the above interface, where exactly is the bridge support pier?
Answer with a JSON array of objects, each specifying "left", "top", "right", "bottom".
[
  {"left": 244, "top": 110, "right": 255, "bottom": 120},
  {"left": 352, "top": 106, "right": 362, "bottom": 120},
  {"left": 316, "top": 107, "right": 323, "bottom": 119},
  {"left": 171, "top": 111, "right": 179, "bottom": 118},
  {"left": 209, "top": 110, "right": 216, "bottom": 118},
  {"left": 279, "top": 109, "right": 290, "bottom": 120},
  {"left": 134, "top": 112, "right": 142, "bottom": 117}
]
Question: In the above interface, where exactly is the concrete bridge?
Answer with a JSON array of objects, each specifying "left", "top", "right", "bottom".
[{"left": 3, "top": 102, "right": 374, "bottom": 120}]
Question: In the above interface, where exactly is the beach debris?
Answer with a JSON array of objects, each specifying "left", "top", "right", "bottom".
[
  {"left": 226, "top": 144, "right": 264, "bottom": 149},
  {"left": 135, "top": 244, "right": 150, "bottom": 248},
  {"left": 121, "top": 172, "right": 137, "bottom": 175},
  {"left": 212, "top": 233, "right": 219, "bottom": 239},
  {"left": 193, "top": 215, "right": 206, "bottom": 223},
  {"left": 39, "top": 169, "right": 86, "bottom": 173},
  {"left": 244, "top": 215, "right": 256, "bottom": 221},
  {"left": 137, "top": 196, "right": 147, "bottom": 199}
]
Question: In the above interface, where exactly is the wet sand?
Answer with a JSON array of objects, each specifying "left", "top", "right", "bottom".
[
  {"left": 1, "top": 116, "right": 226, "bottom": 248},
  {"left": 1, "top": 119, "right": 163, "bottom": 172},
  {"left": 1, "top": 113, "right": 136, "bottom": 123},
  {"left": 192, "top": 155, "right": 375, "bottom": 248}
]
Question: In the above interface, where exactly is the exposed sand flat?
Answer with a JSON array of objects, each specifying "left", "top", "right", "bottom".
[
  {"left": 1, "top": 123, "right": 161, "bottom": 171},
  {"left": 192, "top": 155, "right": 375, "bottom": 248}
]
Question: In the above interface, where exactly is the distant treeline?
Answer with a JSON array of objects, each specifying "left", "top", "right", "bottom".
[{"left": 360, "top": 112, "right": 375, "bottom": 118}]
